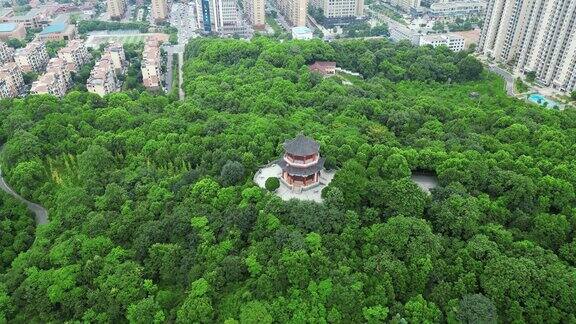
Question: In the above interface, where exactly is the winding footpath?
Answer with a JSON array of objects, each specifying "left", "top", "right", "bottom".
[{"left": 0, "top": 165, "right": 48, "bottom": 225}]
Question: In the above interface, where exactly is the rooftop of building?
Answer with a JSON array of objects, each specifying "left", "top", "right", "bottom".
[
  {"left": 58, "top": 39, "right": 85, "bottom": 52},
  {"left": 421, "top": 33, "right": 464, "bottom": 42},
  {"left": 430, "top": 0, "right": 486, "bottom": 9},
  {"left": 106, "top": 42, "right": 124, "bottom": 51},
  {"left": 0, "top": 23, "right": 18, "bottom": 32},
  {"left": 40, "top": 22, "right": 67, "bottom": 34},
  {"left": 142, "top": 40, "right": 161, "bottom": 65},
  {"left": 31, "top": 72, "right": 56, "bottom": 92},
  {"left": 143, "top": 75, "right": 160, "bottom": 87},
  {"left": 15, "top": 41, "right": 44, "bottom": 55},
  {"left": 292, "top": 26, "right": 312, "bottom": 34},
  {"left": 89, "top": 56, "right": 114, "bottom": 80},
  {"left": 283, "top": 134, "right": 320, "bottom": 156},
  {"left": 0, "top": 8, "right": 13, "bottom": 19},
  {"left": 0, "top": 61, "right": 19, "bottom": 70},
  {"left": 309, "top": 61, "right": 336, "bottom": 68},
  {"left": 12, "top": 8, "right": 43, "bottom": 20},
  {"left": 46, "top": 57, "right": 67, "bottom": 70}
]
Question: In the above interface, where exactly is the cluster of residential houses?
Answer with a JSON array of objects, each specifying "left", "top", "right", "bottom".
[
  {"left": 0, "top": 5, "right": 78, "bottom": 43},
  {"left": 0, "top": 39, "right": 93, "bottom": 99},
  {"left": 86, "top": 36, "right": 164, "bottom": 96},
  {"left": 31, "top": 40, "right": 91, "bottom": 97},
  {"left": 1, "top": 35, "right": 165, "bottom": 99},
  {"left": 141, "top": 37, "right": 163, "bottom": 91},
  {"left": 0, "top": 40, "right": 47, "bottom": 98},
  {"left": 86, "top": 42, "right": 125, "bottom": 96}
]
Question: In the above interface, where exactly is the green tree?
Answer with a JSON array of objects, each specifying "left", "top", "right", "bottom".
[
  {"left": 457, "top": 56, "right": 483, "bottom": 81},
  {"left": 457, "top": 294, "right": 497, "bottom": 324},
  {"left": 220, "top": 160, "right": 245, "bottom": 186},
  {"left": 264, "top": 177, "right": 280, "bottom": 192},
  {"left": 403, "top": 295, "right": 441, "bottom": 323},
  {"left": 239, "top": 301, "right": 273, "bottom": 324},
  {"left": 176, "top": 279, "right": 213, "bottom": 323},
  {"left": 127, "top": 297, "right": 165, "bottom": 324}
]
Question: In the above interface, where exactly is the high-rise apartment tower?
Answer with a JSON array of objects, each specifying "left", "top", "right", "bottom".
[
  {"left": 478, "top": 0, "right": 576, "bottom": 92},
  {"left": 244, "top": 0, "right": 265, "bottom": 29}
]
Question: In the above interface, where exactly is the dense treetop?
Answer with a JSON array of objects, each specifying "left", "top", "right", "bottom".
[{"left": 0, "top": 37, "right": 575, "bottom": 323}]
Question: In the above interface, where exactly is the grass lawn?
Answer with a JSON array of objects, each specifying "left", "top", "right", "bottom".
[{"left": 118, "top": 35, "right": 146, "bottom": 44}]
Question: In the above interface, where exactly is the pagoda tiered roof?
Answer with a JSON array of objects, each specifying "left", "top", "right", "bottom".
[{"left": 283, "top": 134, "right": 319, "bottom": 156}]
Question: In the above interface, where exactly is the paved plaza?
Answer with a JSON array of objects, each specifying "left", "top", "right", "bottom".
[{"left": 254, "top": 164, "right": 335, "bottom": 203}]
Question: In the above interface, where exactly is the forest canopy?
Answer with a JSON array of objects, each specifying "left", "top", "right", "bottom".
[{"left": 0, "top": 37, "right": 575, "bottom": 323}]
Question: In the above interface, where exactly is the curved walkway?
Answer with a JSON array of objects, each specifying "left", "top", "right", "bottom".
[
  {"left": 0, "top": 166, "right": 48, "bottom": 225},
  {"left": 487, "top": 65, "right": 516, "bottom": 96}
]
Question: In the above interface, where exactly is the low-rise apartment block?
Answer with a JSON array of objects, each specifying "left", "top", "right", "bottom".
[
  {"left": 0, "top": 62, "right": 24, "bottom": 98},
  {"left": 37, "top": 22, "right": 77, "bottom": 41},
  {"left": 106, "top": 41, "right": 126, "bottom": 74},
  {"left": 58, "top": 39, "right": 91, "bottom": 72},
  {"left": 0, "top": 22, "right": 26, "bottom": 41},
  {"left": 87, "top": 42, "right": 126, "bottom": 96},
  {"left": 31, "top": 58, "right": 72, "bottom": 97},
  {"left": 141, "top": 38, "right": 162, "bottom": 91},
  {"left": 419, "top": 33, "right": 465, "bottom": 52},
  {"left": 87, "top": 55, "right": 118, "bottom": 96},
  {"left": 0, "top": 41, "right": 14, "bottom": 64},
  {"left": 14, "top": 41, "right": 49, "bottom": 73},
  {"left": 0, "top": 8, "right": 48, "bottom": 29}
]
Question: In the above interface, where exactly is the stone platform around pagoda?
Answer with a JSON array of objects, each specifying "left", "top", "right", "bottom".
[{"left": 254, "top": 163, "right": 335, "bottom": 203}]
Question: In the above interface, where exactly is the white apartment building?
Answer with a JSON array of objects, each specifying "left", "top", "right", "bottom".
[
  {"left": 478, "top": 0, "right": 576, "bottom": 92},
  {"left": 0, "top": 41, "right": 14, "bottom": 64},
  {"left": 151, "top": 0, "right": 168, "bottom": 22},
  {"left": 388, "top": 20, "right": 421, "bottom": 44},
  {"left": 87, "top": 54, "right": 118, "bottom": 96},
  {"left": 429, "top": 0, "right": 487, "bottom": 19},
  {"left": 107, "top": 0, "right": 126, "bottom": 19},
  {"left": 14, "top": 41, "right": 49, "bottom": 73},
  {"left": 243, "top": 0, "right": 265, "bottom": 29},
  {"left": 310, "top": 0, "right": 364, "bottom": 19},
  {"left": 141, "top": 38, "right": 162, "bottom": 90},
  {"left": 275, "top": 0, "right": 308, "bottom": 27},
  {"left": 0, "top": 62, "right": 24, "bottom": 98},
  {"left": 57, "top": 39, "right": 91, "bottom": 73},
  {"left": 31, "top": 58, "right": 72, "bottom": 97},
  {"left": 389, "top": 0, "right": 421, "bottom": 13},
  {"left": 420, "top": 33, "right": 465, "bottom": 51}
]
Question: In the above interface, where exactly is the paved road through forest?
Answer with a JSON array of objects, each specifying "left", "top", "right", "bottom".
[{"left": 0, "top": 165, "right": 48, "bottom": 225}]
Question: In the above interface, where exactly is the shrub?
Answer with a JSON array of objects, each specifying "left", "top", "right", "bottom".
[{"left": 265, "top": 177, "right": 280, "bottom": 192}]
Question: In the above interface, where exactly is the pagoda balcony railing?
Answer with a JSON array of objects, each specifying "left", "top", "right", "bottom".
[{"left": 284, "top": 154, "right": 319, "bottom": 167}]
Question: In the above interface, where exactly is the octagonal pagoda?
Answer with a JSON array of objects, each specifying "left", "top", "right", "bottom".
[{"left": 277, "top": 134, "right": 325, "bottom": 189}]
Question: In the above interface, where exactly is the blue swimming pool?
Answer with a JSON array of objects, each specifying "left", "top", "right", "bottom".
[{"left": 528, "top": 93, "right": 561, "bottom": 108}]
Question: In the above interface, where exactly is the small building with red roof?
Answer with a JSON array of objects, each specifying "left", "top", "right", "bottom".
[{"left": 308, "top": 61, "right": 336, "bottom": 77}]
